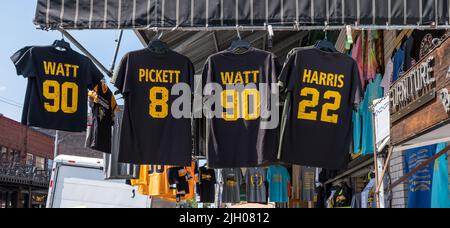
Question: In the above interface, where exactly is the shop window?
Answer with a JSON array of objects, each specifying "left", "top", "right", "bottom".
[
  {"left": 26, "top": 154, "right": 34, "bottom": 166},
  {"left": 35, "top": 156, "right": 45, "bottom": 171}
]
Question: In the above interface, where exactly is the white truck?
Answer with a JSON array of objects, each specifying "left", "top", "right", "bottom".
[{"left": 46, "top": 155, "right": 150, "bottom": 208}]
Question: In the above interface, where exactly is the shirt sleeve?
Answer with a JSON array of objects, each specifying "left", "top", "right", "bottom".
[
  {"left": 113, "top": 54, "right": 130, "bottom": 94},
  {"left": 278, "top": 52, "right": 298, "bottom": 92},
  {"left": 87, "top": 61, "right": 104, "bottom": 90},
  {"left": 11, "top": 47, "right": 36, "bottom": 78},
  {"left": 351, "top": 60, "right": 363, "bottom": 106}
]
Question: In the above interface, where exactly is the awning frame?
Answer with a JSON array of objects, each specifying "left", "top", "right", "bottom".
[{"left": 35, "top": 0, "right": 450, "bottom": 31}]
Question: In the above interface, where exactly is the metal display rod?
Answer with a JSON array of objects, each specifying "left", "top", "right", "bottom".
[
  {"left": 58, "top": 28, "right": 113, "bottom": 78},
  {"left": 132, "top": 24, "right": 450, "bottom": 32}
]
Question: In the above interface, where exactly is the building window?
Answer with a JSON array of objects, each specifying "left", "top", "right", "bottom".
[
  {"left": 35, "top": 156, "right": 45, "bottom": 171},
  {"left": 9, "top": 149, "right": 20, "bottom": 162},
  {"left": 26, "top": 153, "right": 34, "bottom": 166},
  {"left": 0, "top": 146, "right": 7, "bottom": 161},
  {"left": 47, "top": 159, "right": 54, "bottom": 171}
]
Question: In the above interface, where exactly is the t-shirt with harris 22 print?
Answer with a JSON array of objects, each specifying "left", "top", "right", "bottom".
[
  {"left": 279, "top": 48, "right": 362, "bottom": 170},
  {"left": 113, "top": 49, "right": 194, "bottom": 166},
  {"left": 202, "top": 48, "right": 280, "bottom": 168},
  {"left": 11, "top": 46, "right": 103, "bottom": 132}
]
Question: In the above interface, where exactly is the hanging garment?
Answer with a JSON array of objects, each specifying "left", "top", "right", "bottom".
[
  {"left": 267, "top": 165, "right": 290, "bottom": 203},
  {"left": 203, "top": 48, "right": 280, "bottom": 168},
  {"left": 104, "top": 110, "right": 140, "bottom": 180},
  {"left": 197, "top": 166, "right": 217, "bottom": 203},
  {"left": 326, "top": 190, "right": 337, "bottom": 208},
  {"left": 221, "top": 168, "right": 244, "bottom": 204},
  {"left": 431, "top": 143, "right": 450, "bottom": 208},
  {"left": 158, "top": 162, "right": 197, "bottom": 202},
  {"left": 280, "top": 47, "right": 362, "bottom": 169},
  {"left": 245, "top": 167, "right": 268, "bottom": 203},
  {"left": 352, "top": 35, "right": 365, "bottom": 89},
  {"left": 364, "top": 31, "right": 379, "bottom": 82},
  {"left": 351, "top": 193, "right": 362, "bottom": 208},
  {"left": 380, "top": 59, "right": 393, "bottom": 96},
  {"left": 405, "top": 145, "right": 436, "bottom": 208},
  {"left": 300, "top": 167, "right": 316, "bottom": 202},
  {"left": 361, "top": 178, "right": 376, "bottom": 208},
  {"left": 11, "top": 46, "right": 103, "bottom": 132},
  {"left": 86, "top": 82, "right": 117, "bottom": 153},
  {"left": 113, "top": 49, "right": 194, "bottom": 166},
  {"left": 392, "top": 47, "right": 405, "bottom": 82},
  {"left": 361, "top": 74, "right": 384, "bottom": 156}
]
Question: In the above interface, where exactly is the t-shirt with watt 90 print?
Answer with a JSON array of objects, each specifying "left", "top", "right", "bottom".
[
  {"left": 202, "top": 47, "right": 281, "bottom": 168},
  {"left": 11, "top": 46, "right": 103, "bottom": 132},
  {"left": 113, "top": 48, "right": 195, "bottom": 166}
]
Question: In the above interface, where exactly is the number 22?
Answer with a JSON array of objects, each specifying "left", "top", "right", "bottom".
[{"left": 298, "top": 87, "right": 341, "bottom": 124}]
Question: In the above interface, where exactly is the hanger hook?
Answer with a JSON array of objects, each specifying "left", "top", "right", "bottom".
[
  {"left": 323, "top": 21, "right": 329, "bottom": 40},
  {"left": 236, "top": 25, "right": 242, "bottom": 40}
]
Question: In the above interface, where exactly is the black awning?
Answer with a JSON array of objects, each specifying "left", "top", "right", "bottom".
[{"left": 35, "top": 0, "right": 450, "bottom": 30}]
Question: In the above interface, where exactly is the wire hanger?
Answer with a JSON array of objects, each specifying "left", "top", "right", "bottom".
[
  {"left": 314, "top": 22, "right": 338, "bottom": 53},
  {"left": 53, "top": 32, "right": 71, "bottom": 51},
  {"left": 229, "top": 25, "right": 251, "bottom": 54},
  {"left": 148, "top": 28, "right": 169, "bottom": 54}
]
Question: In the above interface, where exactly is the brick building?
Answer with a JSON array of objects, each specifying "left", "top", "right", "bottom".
[{"left": 0, "top": 114, "right": 54, "bottom": 208}]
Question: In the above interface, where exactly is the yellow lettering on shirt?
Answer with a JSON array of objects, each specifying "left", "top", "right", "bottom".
[
  {"left": 138, "top": 68, "right": 181, "bottom": 84},
  {"left": 43, "top": 61, "right": 79, "bottom": 78},
  {"left": 220, "top": 70, "right": 260, "bottom": 85},
  {"left": 302, "top": 68, "right": 346, "bottom": 89}
]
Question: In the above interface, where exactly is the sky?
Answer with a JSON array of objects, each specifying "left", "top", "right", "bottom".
[{"left": 0, "top": 1, "right": 143, "bottom": 121}]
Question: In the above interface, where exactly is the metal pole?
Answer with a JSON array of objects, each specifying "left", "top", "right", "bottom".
[
  {"left": 110, "top": 30, "right": 124, "bottom": 74},
  {"left": 58, "top": 28, "right": 113, "bottom": 78},
  {"left": 371, "top": 110, "right": 380, "bottom": 208},
  {"left": 28, "top": 186, "right": 32, "bottom": 208},
  {"left": 53, "top": 130, "right": 59, "bottom": 159}
]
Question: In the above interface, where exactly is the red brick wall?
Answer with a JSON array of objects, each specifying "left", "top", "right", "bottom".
[{"left": 0, "top": 115, "right": 54, "bottom": 161}]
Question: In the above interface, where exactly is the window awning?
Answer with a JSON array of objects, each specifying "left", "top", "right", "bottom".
[{"left": 35, "top": 0, "right": 450, "bottom": 30}]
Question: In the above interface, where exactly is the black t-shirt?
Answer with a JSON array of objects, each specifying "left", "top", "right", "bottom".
[
  {"left": 11, "top": 46, "right": 103, "bottom": 132},
  {"left": 86, "top": 83, "right": 117, "bottom": 153},
  {"left": 167, "top": 167, "right": 190, "bottom": 195},
  {"left": 197, "top": 166, "right": 217, "bottom": 203},
  {"left": 279, "top": 48, "right": 361, "bottom": 169},
  {"left": 114, "top": 49, "right": 194, "bottom": 166},
  {"left": 202, "top": 48, "right": 280, "bottom": 168}
]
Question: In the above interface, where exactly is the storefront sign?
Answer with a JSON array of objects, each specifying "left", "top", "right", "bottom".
[
  {"left": 390, "top": 56, "right": 436, "bottom": 123},
  {"left": 440, "top": 89, "right": 450, "bottom": 113},
  {"left": 391, "top": 36, "right": 450, "bottom": 145},
  {"left": 374, "top": 97, "right": 390, "bottom": 147}
]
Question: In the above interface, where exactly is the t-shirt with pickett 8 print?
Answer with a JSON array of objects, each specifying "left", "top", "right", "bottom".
[
  {"left": 202, "top": 48, "right": 280, "bottom": 168},
  {"left": 279, "top": 48, "right": 362, "bottom": 170},
  {"left": 113, "top": 49, "right": 194, "bottom": 166},
  {"left": 11, "top": 46, "right": 103, "bottom": 132}
]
